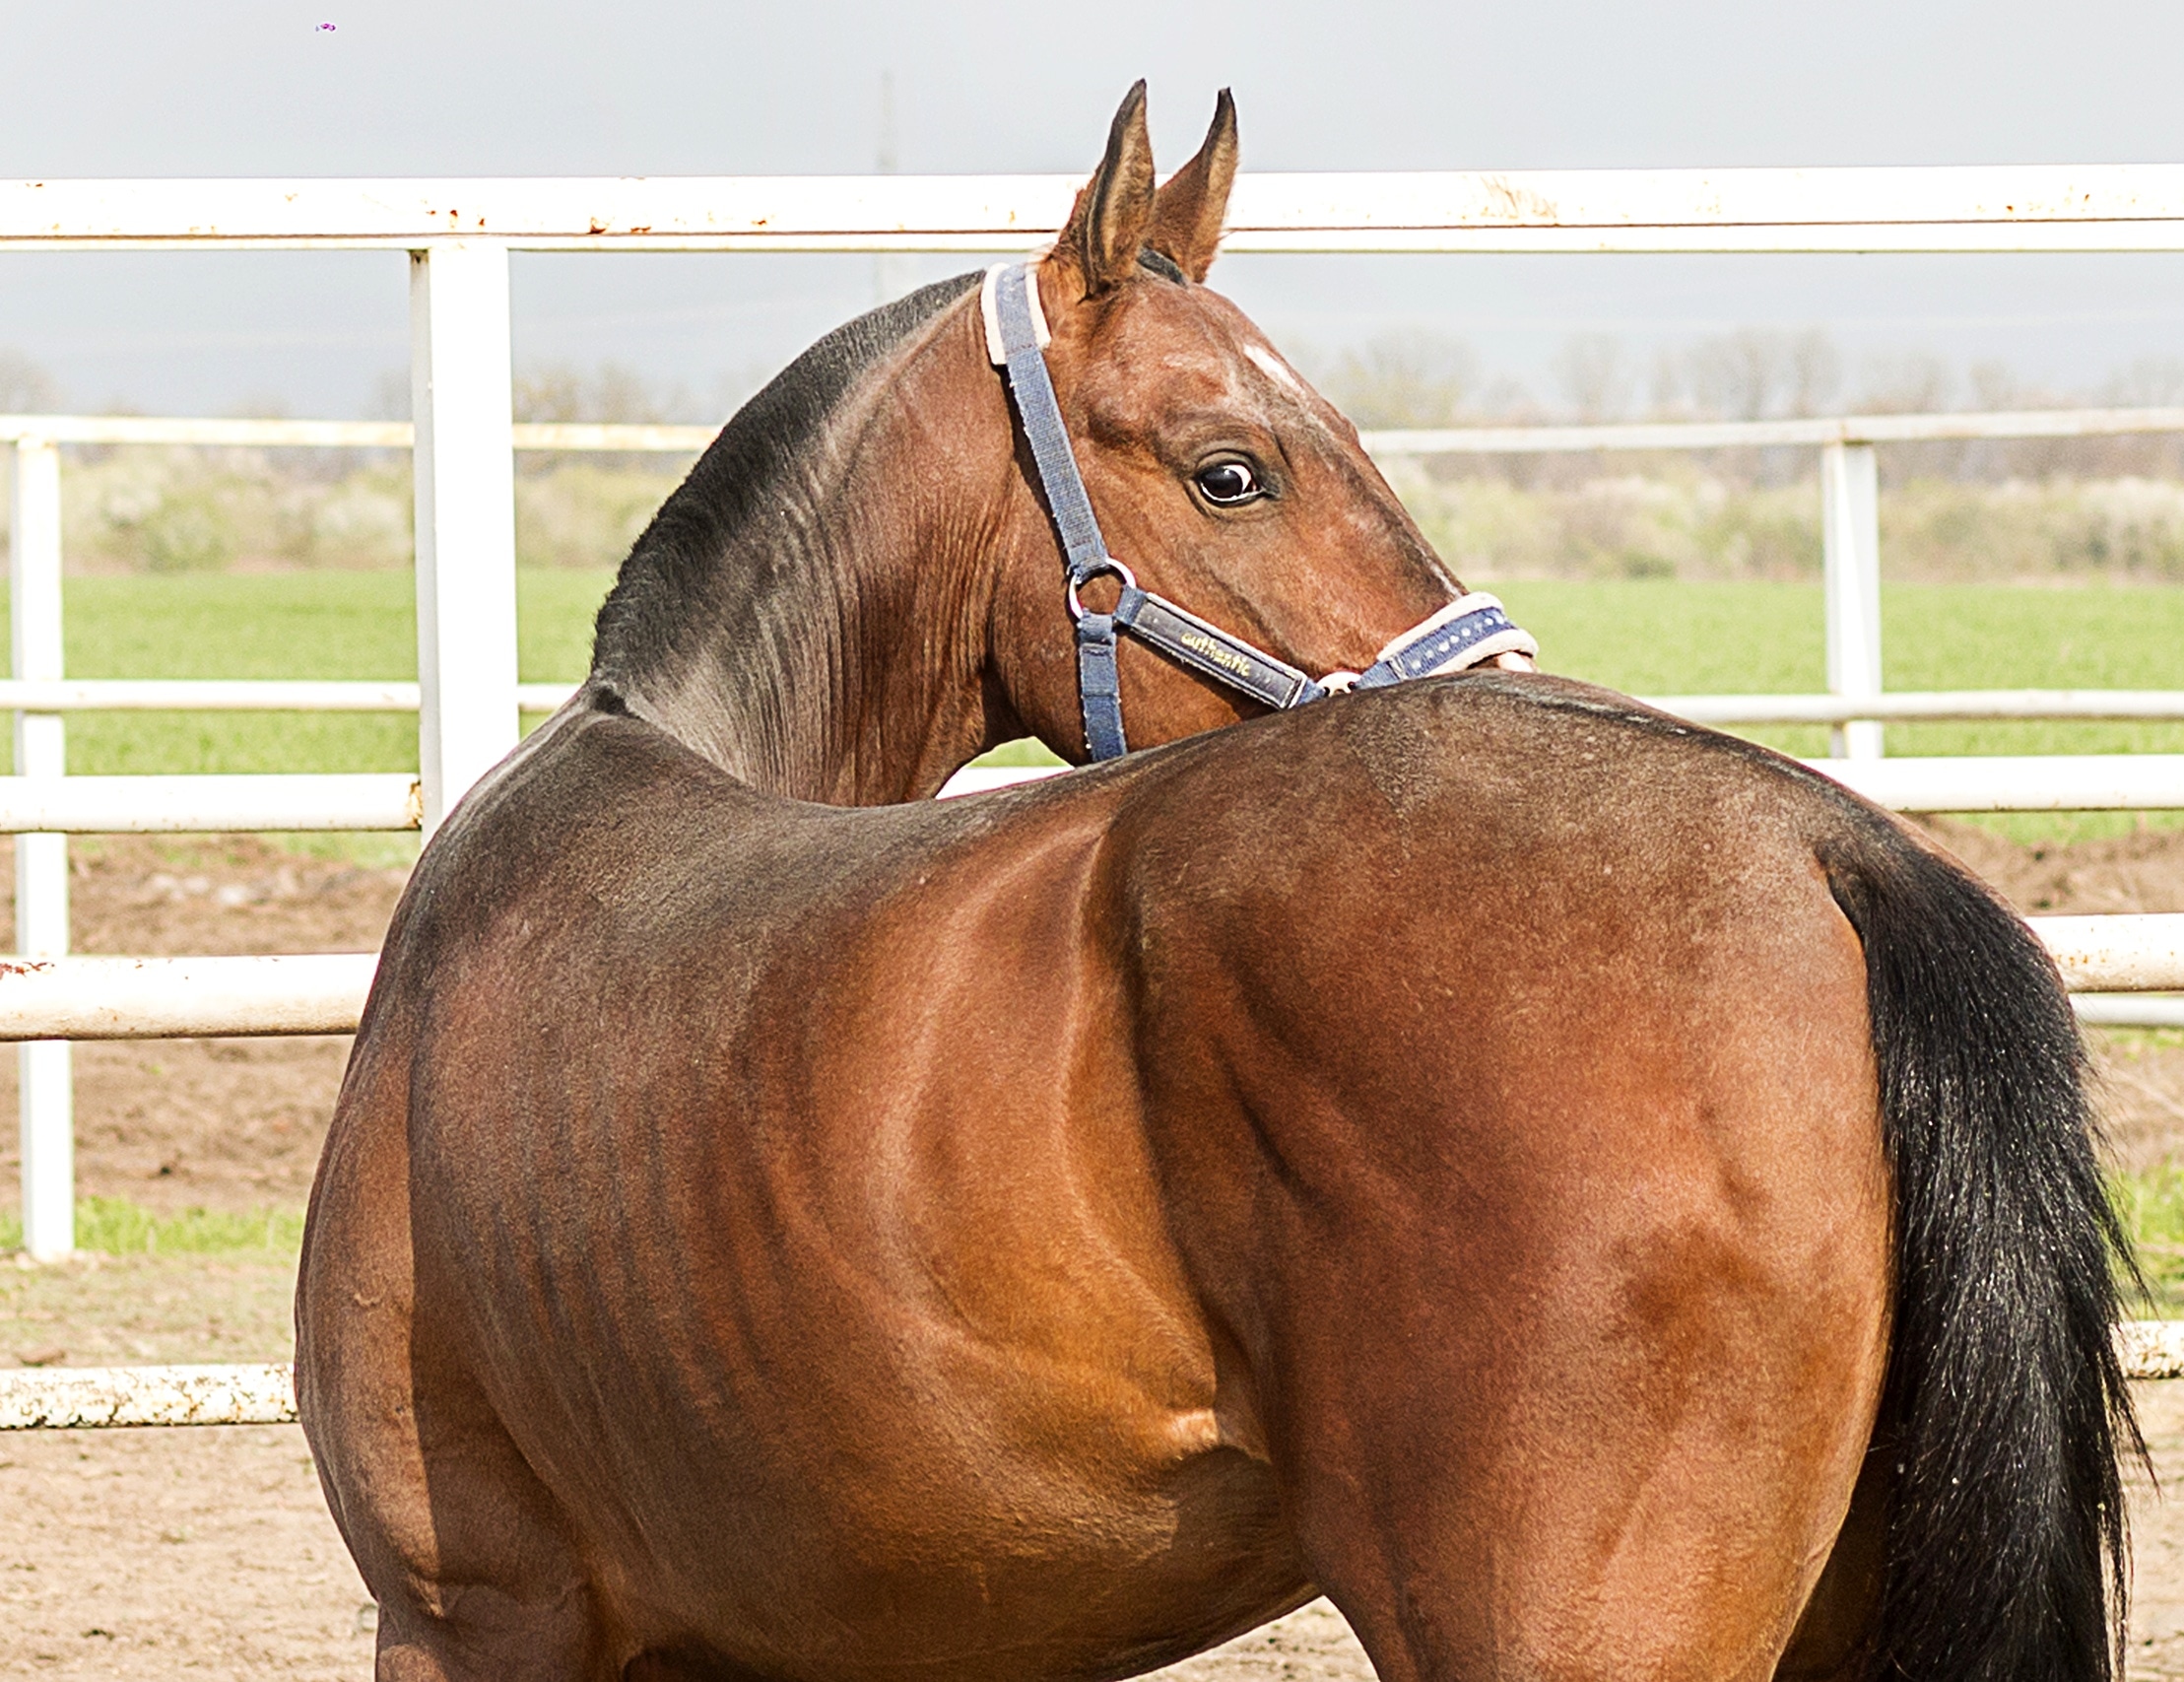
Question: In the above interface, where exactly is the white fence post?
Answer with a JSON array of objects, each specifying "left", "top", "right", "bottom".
[
  {"left": 9, "top": 437, "right": 71, "bottom": 1261},
  {"left": 410, "top": 242, "right": 519, "bottom": 838},
  {"left": 1821, "top": 440, "right": 1885, "bottom": 760}
]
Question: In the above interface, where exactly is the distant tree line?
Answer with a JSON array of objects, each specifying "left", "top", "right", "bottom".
[
  {"left": 1303, "top": 327, "right": 2184, "bottom": 486},
  {"left": 11, "top": 328, "right": 2184, "bottom": 490}
]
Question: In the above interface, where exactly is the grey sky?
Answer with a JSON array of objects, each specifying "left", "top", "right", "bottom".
[{"left": 6, "top": 0, "right": 2184, "bottom": 416}]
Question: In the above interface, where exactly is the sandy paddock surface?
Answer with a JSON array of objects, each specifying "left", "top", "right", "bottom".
[
  {"left": 1, "top": 822, "right": 2183, "bottom": 1677},
  {"left": 3, "top": 1393, "right": 2184, "bottom": 1679}
]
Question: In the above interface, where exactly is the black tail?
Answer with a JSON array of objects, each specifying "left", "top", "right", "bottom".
[{"left": 1820, "top": 820, "right": 2142, "bottom": 1681}]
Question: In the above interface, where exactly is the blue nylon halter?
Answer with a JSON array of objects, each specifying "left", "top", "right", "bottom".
[{"left": 986, "top": 262, "right": 1536, "bottom": 761}]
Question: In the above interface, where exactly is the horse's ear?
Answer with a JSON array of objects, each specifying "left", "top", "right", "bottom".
[
  {"left": 1149, "top": 90, "right": 1237, "bottom": 283},
  {"left": 1055, "top": 81, "right": 1157, "bottom": 296}
]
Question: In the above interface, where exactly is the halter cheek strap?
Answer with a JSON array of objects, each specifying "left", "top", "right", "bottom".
[
  {"left": 990, "top": 262, "right": 1325, "bottom": 755},
  {"left": 986, "top": 261, "right": 1140, "bottom": 757},
  {"left": 983, "top": 261, "right": 1538, "bottom": 762}
]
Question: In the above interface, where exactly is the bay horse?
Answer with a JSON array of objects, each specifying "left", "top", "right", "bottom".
[{"left": 298, "top": 87, "right": 2137, "bottom": 1682}]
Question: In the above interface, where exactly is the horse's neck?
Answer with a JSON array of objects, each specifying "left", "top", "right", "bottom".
[
  {"left": 619, "top": 508, "right": 995, "bottom": 807},
  {"left": 608, "top": 308, "right": 1014, "bottom": 806}
]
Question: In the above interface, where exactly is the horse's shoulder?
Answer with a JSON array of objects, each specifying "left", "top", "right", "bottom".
[{"left": 389, "top": 707, "right": 1026, "bottom": 981}]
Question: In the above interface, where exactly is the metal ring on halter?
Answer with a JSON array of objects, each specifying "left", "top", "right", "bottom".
[{"left": 1065, "top": 558, "right": 1138, "bottom": 623}]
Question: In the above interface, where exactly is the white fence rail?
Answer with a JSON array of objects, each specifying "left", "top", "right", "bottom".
[
  {"left": 0, "top": 955, "right": 375, "bottom": 1041},
  {"left": 1660, "top": 692, "right": 2184, "bottom": 724},
  {"left": 1366, "top": 406, "right": 2184, "bottom": 453},
  {"left": 0, "top": 910, "right": 2170, "bottom": 1046},
  {"left": 13, "top": 405, "right": 2184, "bottom": 452},
  {"left": 0, "top": 680, "right": 574, "bottom": 712},
  {"left": 0, "top": 1363, "right": 296, "bottom": 1429},
  {"left": 20, "top": 166, "right": 2184, "bottom": 253},
  {"left": 7, "top": 166, "right": 2184, "bottom": 1260},
  {"left": 0, "top": 773, "right": 419, "bottom": 833},
  {"left": 1821, "top": 756, "right": 2184, "bottom": 813}
]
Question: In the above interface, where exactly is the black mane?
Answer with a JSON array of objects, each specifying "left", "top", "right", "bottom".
[{"left": 590, "top": 271, "right": 983, "bottom": 692}]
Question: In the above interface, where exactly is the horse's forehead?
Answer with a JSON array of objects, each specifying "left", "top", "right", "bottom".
[
  {"left": 1097, "top": 292, "right": 1330, "bottom": 426},
  {"left": 1242, "top": 343, "right": 1312, "bottom": 403}
]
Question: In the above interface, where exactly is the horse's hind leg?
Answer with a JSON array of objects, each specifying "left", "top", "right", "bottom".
[
  {"left": 364, "top": 1361, "right": 605, "bottom": 1682},
  {"left": 1201, "top": 914, "right": 1892, "bottom": 1679},
  {"left": 1773, "top": 1449, "right": 1888, "bottom": 1681},
  {"left": 299, "top": 1094, "right": 606, "bottom": 1681}
]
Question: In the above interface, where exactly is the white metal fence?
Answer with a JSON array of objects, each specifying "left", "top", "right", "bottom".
[{"left": 7, "top": 167, "right": 2184, "bottom": 1264}]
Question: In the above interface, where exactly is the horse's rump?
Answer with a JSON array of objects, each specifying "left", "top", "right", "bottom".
[
  {"left": 1098, "top": 673, "right": 2131, "bottom": 1680},
  {"left": 1096, "top": 676, "right": 1896, "bottom": 1674}
]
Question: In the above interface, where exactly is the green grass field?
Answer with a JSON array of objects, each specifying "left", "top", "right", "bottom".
[
  {"left": 10, "top": 574, "right": 2184, "bottom": 1292},
  {"left": 32, "top": 572, "right": 607, "bottom": 777},
  {"left": 16, "top": 570, "right": 2184, "bottom": 843},
  {"left": 0, "top": 1195, "right": 303, "bottom": 1257},
  {"left": 1501, "top": 579, "right": 2184, "bottom": 761}
]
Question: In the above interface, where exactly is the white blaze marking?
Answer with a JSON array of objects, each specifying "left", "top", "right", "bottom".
[{"left": 1243, "top": 342, "right": 1311, "bottom": 400}]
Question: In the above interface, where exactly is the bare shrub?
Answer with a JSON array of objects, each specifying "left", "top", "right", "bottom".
[
  {"left": 1856, "top": 352, "right": 1954, "bottom": 415},
  {"left": 517, "top": 465, "right": 683, "bottom": 570},
  {"left": 1682, "top": 328, "right": 1841, "bottom": 421},
  {"left": 1553, "top": 335, "right": 1634, "bottom": 423},
  {"left": 137, "top": 487, "right": 237, "bottom": 572},
  {"left": 1316, "top": 331, "right": 1479, "bottom": 429},
  {"left": 0, "top": 348, "right": 61, "bottom": 413}
]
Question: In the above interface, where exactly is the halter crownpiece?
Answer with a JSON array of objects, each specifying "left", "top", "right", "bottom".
[
  {"left": 1341, "top": 593, "right": 1539, "bottom": 691},
  {"left": 983, "top": 261, "right": 1538, "bottom": 762}
]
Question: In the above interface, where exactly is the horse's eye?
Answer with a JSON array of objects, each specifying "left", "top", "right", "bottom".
[{"left": 1195, "top": 461, "right": 1262, "bottom": 505}]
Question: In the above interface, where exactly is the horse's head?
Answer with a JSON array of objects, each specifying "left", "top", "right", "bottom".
[
  {"left": 588, "top": 84, "right": 1527, "bottom": 805},
  {"left": 981, "top": 84, "right": 1531, "bottom": 767}
]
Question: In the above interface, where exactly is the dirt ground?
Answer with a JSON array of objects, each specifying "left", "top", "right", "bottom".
[
  {"left": 3, "top": 1391, "right": 2183, "bottom": 1679},
  {"left": 2, "top": 822, "right": 2184, "bottom": 1677},
  {"left": 0, "top": 836, "right": 406, "bottom": 1217}
]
